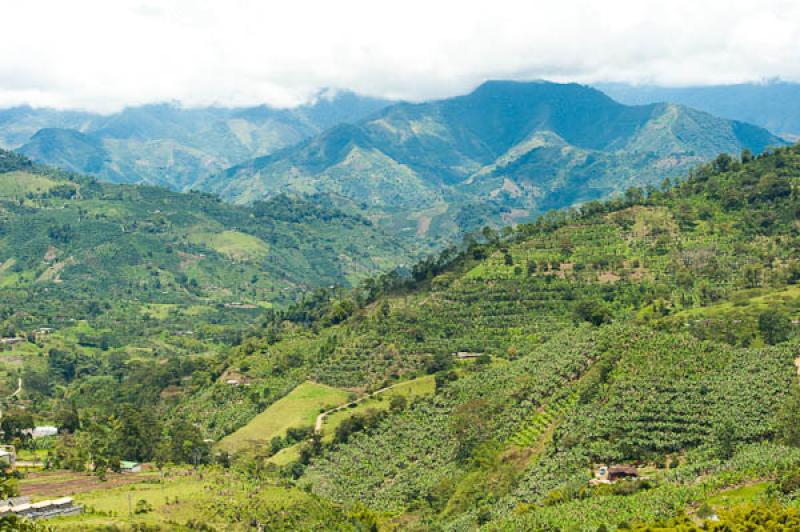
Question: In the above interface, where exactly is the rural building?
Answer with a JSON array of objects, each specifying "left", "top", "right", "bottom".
[
  {"left": 23, "top": 426, "right": 58, "bottom": 439},
  {"left": 0, "top": 496, "right": 81, "bottom": 520},
  {"left": 607, "top": 465, "right": 638, "bottom": 481},
  {"left": 0, "top": 445, "right": 16, "bottom": 468},
  {"left": 120, "top": 460, "right": 142, "bottom": 473},
  {"left": 591, "top": 464, "right": 639, "bottom": 484},
  {"left": 454, "top": 351, "right": 483, "bottom": 359}
]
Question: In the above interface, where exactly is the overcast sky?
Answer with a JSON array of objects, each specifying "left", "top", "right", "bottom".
[{"left": 3, "top": 0, "right": 800, "bottom": 112}]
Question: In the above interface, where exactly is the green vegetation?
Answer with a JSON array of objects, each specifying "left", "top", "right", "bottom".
[
  {"left": 3, "top": 135, "right": 800, "bottom": 529},
  {"left": 0, "top": 148, "right": 409, "bottom": 477},
  {"left": 216, "top": 381, "right": 350, "bottom": 453},
  {"left": 7, "top": 92, "right": 391, "bottom": 190},
  {"left": 211, "top": 80, "right": 783, "bottom": 249},
  {"left": 169, "top": 143, "right": 798, "bottom": 529}
]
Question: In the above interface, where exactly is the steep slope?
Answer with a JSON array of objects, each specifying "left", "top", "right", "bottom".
[
  {"left": 17, "top": 128, "right": 116, "bottom": 178},
  {"left": 7, "top": 91, "right": 392, "bottom": 190},
  {"left": 181, "top": 144, "right": 800, "bottom": 528},
  {"left": 209, "top": 81, "right": 783, "bottom": 245},
  {"left": 597, "top": 80, "right": 800, "bottom": 139}
]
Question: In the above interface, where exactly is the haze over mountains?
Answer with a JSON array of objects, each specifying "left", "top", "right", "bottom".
[
  {"left": 597, "top": 80, "right": 800, "bottom": 140},
  {"left": 4, "top": 90, "right": 391, "bottom": 190}
]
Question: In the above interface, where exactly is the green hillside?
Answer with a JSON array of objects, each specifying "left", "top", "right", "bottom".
[
  {"left": 0, "top": 149, "right": 410, "bottom": 451},
  {"left": 163, "top": 144, "right": 800, "bottom": 529},
  {"left": 3, "top": 142, "right": 800, "bottom": 530},
  {"left": 207, "top": 81, "right": 784, "bottom": 248}
]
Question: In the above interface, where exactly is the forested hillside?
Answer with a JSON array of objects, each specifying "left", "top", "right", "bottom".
[
  {"left": 152, "top": 143, "right": 799, "bottom": 530},
  {"left": 0, "top": 149, "right": 410, "bottom": 474},
  {"left": 207, "top": 81, "right": 784, "bottom": 249}
]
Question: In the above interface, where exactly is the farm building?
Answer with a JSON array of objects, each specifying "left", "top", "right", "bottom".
[
  {"left": 0, "top": 496, "right": 81, "bottom": 519},
  {"left": 454, "top": 351, "right": 483, "bottom": 359},
  {"left": 22, "top": 426, "right": 58, "bottom": 439},
  {"left": 120, "top": 460, "right": 142, "bottom": 473},
  {"left": 591, "top": 464, "right": 639, "bottom": 484},
  {"left": 0, "top": 445, "right": 15, "bottom": 467},
  {"left": 607, "top": 465, "right": 638, "bottom": 481}
]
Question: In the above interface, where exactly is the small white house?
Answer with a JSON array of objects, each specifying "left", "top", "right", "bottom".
[
  {"left": 25, "top": 426, "right": 58, "bottom": 439},
  {"left": 120, "top": 461, "right": 142, "bottom": 473}
]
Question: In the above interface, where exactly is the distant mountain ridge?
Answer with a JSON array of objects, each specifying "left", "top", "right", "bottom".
[
  {"left": 205, "top": 80, "right": 783, "bottom": 244},
  {"left": 4, "top": 91, "right": 393, "bottom": 190},
  {"left": 596, "top": 80, "right": 800, "bottom": 139}
]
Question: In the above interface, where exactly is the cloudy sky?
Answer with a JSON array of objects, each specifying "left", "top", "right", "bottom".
[{"left": 3, "top": 0, "right": 800, "bottom": 112}]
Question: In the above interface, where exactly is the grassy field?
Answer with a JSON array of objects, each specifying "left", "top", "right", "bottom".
[
  {"left": 706, "top": 481, "right": 772, "bottom": 510},
  {"left": 48, "top": 470, "right": 210, "bottom": 529},
  {"left": 188, "top": 229, "right": 270, "bottom": 261},
  {"left": 216, "top": 381, "right": 351, "bottom": 453},
  {"left": 266, "top": 375, "right": 436, "bottom": 464},
  {"left": 319, "top": 375, "right": 435, "bottom": 443},
  {"left": 0, "top": 171, "right": 70, "bottom": 198}
]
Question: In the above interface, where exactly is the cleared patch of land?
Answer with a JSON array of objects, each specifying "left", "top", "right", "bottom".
[
  {"left": 0, "top": 171, "right": 72, "bottom": 198},
  {"left": 187, "top": 229, "right": 269, "bottom": 261},
  {"left": 20, "top": 470, "right": 158, "bottom": 499},
  {"left": 216, "top": 381, "right": 350, "bottom": 453},
  {"left": 48, "top": 470, "right": 208, "bottom": 529},
  {"left": 319, "top": 375, "right": 435, "bottom": 443},
  {"left": 268, "top": 375, "right": 436, "bottom": 465}
]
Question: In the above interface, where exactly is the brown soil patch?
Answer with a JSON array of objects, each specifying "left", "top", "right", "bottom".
[
  {"left": 177, "top": 251, "right": 204, "bottom": 268},
  {"left": 597, "top": 271, "right": 621, "bottom": 284},
  {"left": 416, "top": 215, "right": 432, "bottom": 237},
  {"left": 20, "top": 470, "right": 154, "bottom": 499},
  {"left": 43, "top": 246, "right": 58, "bottom": 262}
]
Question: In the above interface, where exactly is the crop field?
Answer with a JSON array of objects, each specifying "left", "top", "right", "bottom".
[
  {"left": 319, "top": 374, "right": 435, "bottom": 443},
  {"left": 0, "top": 171, "right": 69, "bottom": 197},
  {"left": 48, "top": 470, "right": 209, "bottom": 529},
  {"left": 20, "top": 470, "right": 159, "bottom": 499},
  {"left": 188, "top": 229, "right": 270, "bottom": 261},
  {"left": 216, "top": 381, "right": 351, "bottom": 453}
]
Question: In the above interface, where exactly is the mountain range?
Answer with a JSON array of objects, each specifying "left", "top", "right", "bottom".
[
  {"left": 207, "top": 81, "right": 783, "bottom": 245},
  {"left": 3, "top": 90, "right": 391, "bottom": 190},
  {"left": 0, "top": 81, "right": 787, "bottom": 252},
  {"left": 0, "top": 148, "right": 407, "bottom": 307},
  {"left": 596, "top": 80, "right": 800, "bottom": 140}
]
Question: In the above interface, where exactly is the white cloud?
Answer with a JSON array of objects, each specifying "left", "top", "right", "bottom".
[{"left": 2, "top": 0, "right": 800, "bottom": 112}]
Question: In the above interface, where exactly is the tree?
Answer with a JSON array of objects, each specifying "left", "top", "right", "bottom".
[
  {"left": 1, "top": 409, "right": 33, "bottom": 443},
  {"left": 776, "top": 387, "right": 800, "bottom": 447},
  {"left": 54, "top": 403, "right": 80, "bottom": 434},
  {"left": 389, "top": 395, "right": 407, "bottom": 413},
  {"left": 713, "top": 417, "right": 737, "bottom": 460},
  {"left": 758, "top": 309, "right": 791, "bottom": 345},
  {"left": 574, "top": 300, "right": 611, "bottom": 326}
]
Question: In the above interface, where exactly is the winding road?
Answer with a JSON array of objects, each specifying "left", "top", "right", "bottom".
[{"left": 314, "top": 381, "right": 408, "bottom": 434}]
